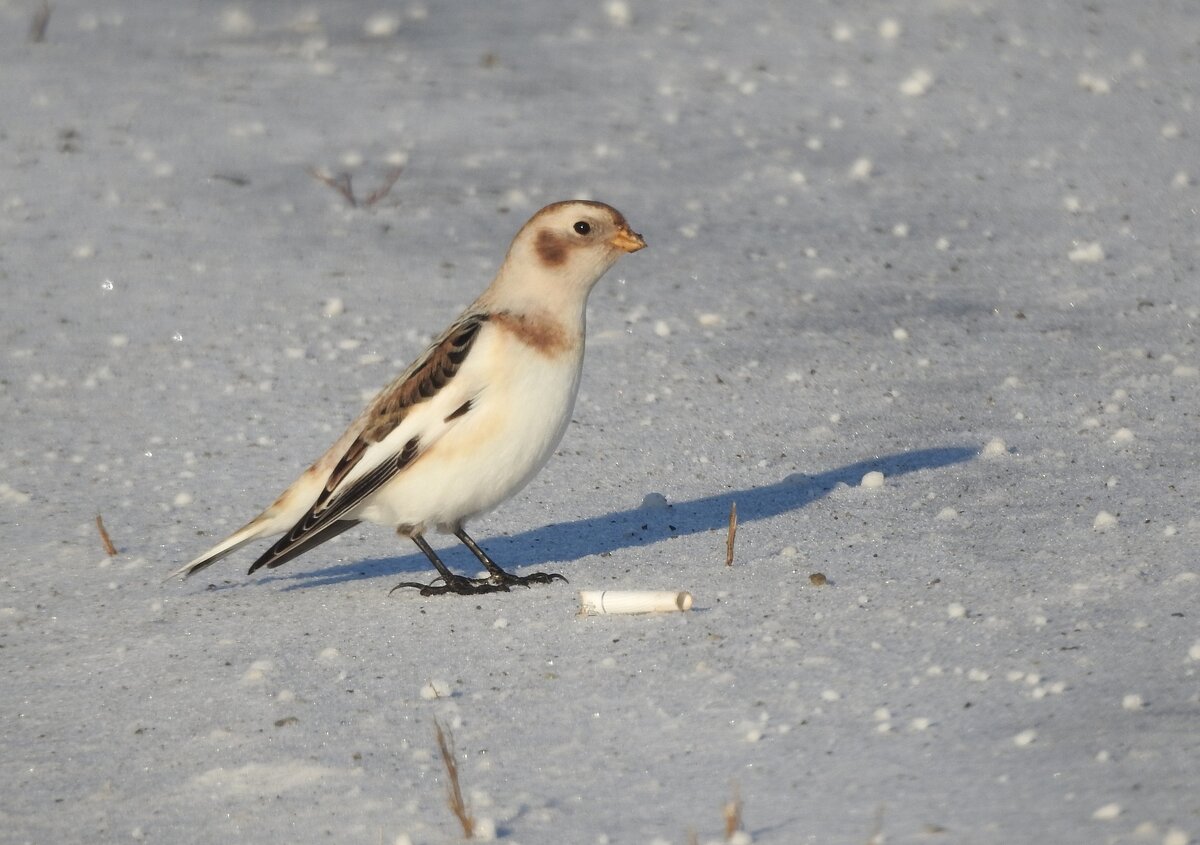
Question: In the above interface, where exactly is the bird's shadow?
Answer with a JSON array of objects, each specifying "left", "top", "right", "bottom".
[{"left": 263, "top": 445, "right": 978, "bottom": 591}]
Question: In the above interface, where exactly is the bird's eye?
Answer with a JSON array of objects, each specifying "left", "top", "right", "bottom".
[{"left": 573, "top": 221, "right": 591, "bottom": 235}]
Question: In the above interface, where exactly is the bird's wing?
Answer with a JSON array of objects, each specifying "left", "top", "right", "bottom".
[{"left": 246, "top": 312, "right": 489, "bottom": 573}]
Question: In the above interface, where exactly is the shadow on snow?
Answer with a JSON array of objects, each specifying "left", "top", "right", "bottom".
[{"left": 261, "top": 445, "right": 979, "bottom": 591}]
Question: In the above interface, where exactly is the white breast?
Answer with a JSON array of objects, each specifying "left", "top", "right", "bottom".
[{"left": 354, "top": 323, "right": 585, "bottom": 533}]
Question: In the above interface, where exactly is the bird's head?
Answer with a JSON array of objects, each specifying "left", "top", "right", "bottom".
[{"left": 487, "top": 200, "right": 646, "bottom": 314}]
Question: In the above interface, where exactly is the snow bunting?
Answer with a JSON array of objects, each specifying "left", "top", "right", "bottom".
[{"left": 171, "top": 201, "right": 645, "bottom": 595}]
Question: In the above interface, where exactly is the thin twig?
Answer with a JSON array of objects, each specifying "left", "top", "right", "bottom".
[
  {"left": 723, "top": 781, "right": 743, "bottom": 840},
  {"left": 29, "top": 0, "right": 51, "bottom": 43},
  {"left": 362, "top": 166, "right": 404, "bottom": 207},
  {"left": 308, "top": 165, "right": 404, "bottom": 208},
  {"left": 433, "top": 718, "right": 475, "bottom": 839},
  {"left": 96, "top": 514, "right": 118, "bottom": 556},
  {"left": 725, "top": 501, "right": 738, "bottom": 566},
  {"left": 308, "top": 167, "right": 357, "bottom": 207}
]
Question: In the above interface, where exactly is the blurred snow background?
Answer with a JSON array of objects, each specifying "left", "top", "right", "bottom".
[{"left": 2, "top": 2, "right": 1197, "bottom": 843}]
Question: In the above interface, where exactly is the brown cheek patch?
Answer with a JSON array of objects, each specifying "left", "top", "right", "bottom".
[
  {"left": 535, "top": 228, "right": 569, "bottom": 267},
  {"left": 491, "top": 311, "right": 573, "bottom": 356}
]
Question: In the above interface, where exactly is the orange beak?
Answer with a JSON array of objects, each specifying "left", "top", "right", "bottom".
[{"left": 610, "top": 226, "right": 647, "bottom": 253}]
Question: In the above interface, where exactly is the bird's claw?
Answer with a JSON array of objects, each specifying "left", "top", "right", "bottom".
[
  {"left": 388, "top": 570, "right": 566, "bottom": 597},
  {"left": 500, "top": 571, "right": 568, "bottom": 587},
  {"left": 388, "top": 575, "right": 504, "bottom": 596}
]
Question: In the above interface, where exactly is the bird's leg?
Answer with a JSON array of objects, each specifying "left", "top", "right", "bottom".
[
  {"left": 454, "top": 527, "right": 567, "bottom": 589},
  {"left": 389, "top": 532, "right": 513, "bottom": 596},
  {"left": 389, "top": 532, "right": 507, "bottom": 596}
]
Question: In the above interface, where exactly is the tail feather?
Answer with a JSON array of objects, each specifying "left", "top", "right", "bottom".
[
  {"left": 170, "top": 471, "right": 329, "bottom": 581},
  {"left": 247, "top": 519, "right": 361, "bottom": 574},
  {"left": 167, "top": 520, "right": 270, "bottom": 580}
]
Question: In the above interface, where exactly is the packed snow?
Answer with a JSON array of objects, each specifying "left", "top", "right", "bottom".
[{"left": 2, "top": 2, "right": 1198, "bottom": 844}]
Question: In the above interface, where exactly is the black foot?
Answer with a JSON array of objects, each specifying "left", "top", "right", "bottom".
[
  {"left": 389, "top": 570, "right": 567, "bottom": 597},
  {"left": 493, "top": 570, "right": 568, "bottom": 589}
]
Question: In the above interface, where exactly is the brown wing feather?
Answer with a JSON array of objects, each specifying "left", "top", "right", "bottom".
[
  {"left": 315, "top": 312, "right": 488, "bottom": 514},
  {"left": 245, "top": 313, "right": 489, "bottom": 575},
  {"left": 362, "top": 313, "right": 487, "bottom": 442},
  {"left": 247, "top": 436, "right": 421, "bottom": 574}
]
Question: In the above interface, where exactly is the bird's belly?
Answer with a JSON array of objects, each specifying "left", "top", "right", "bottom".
[{"left": 357, "top": 346, "right": 582, "bottom": 532}]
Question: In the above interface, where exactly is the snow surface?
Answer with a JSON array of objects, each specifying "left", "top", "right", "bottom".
[{"left": 2, "top": 2, "right": 1198, "bottom": 843}]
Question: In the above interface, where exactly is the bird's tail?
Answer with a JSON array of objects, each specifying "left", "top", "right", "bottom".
[{"left": 166, "top": 517, "right": 271, "bottom": 580}]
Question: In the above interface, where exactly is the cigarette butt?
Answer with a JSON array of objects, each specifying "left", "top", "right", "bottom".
[{"left": 579, "top": 590, "right": 693, "bottom": 615}]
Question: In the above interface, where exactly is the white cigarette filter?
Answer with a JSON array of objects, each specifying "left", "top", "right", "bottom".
[{"left": 578, "top": 590, "right": 694, "bottom": 615}]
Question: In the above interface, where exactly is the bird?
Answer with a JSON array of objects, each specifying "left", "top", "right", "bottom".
[{"left": 169, "top": 200, "right": 646, "bottom": 595}]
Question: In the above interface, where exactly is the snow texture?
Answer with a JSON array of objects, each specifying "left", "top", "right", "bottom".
[{"left": 2, "top": 2, "right": 1198, "bottom": 843}]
